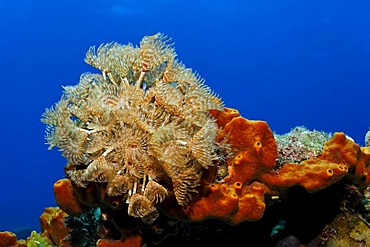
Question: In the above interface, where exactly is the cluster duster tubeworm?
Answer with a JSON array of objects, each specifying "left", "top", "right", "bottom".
[{"left": 42, "top": 33, "right": 224, "bottom": 224}]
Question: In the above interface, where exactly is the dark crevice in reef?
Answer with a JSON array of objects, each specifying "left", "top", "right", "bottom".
[{"left": 141, "top": 182, "right": 354, "bottom": 247}]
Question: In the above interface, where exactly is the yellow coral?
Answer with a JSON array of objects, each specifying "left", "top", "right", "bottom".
[{"left": 42, "top": 33, "right": 224, "bottom": 223}]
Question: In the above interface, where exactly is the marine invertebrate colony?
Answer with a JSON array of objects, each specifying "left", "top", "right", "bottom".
[
  {"left": 41, "top": 33, "right": 224, "bottom": 224},
  {"left": 40, "top": 33, "right": 370, "bottom": 246},
  {"left": 274, "top": 126, "right": 332, "bottom": 166}
]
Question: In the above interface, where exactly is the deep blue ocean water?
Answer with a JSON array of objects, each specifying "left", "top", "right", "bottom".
[{"left": 0, "top": 0, "right": 369, "bottom": 233}]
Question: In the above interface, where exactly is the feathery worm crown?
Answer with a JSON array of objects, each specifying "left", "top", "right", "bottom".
[{"left": 41, "top": 33, "right": 224, "bottom": 223}]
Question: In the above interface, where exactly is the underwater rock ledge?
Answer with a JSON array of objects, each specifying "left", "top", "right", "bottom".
[{"left": 1, "top": 33, "right": 369, "bottom": 247}]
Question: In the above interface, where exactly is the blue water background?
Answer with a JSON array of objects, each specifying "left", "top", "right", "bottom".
[{"left": 0, "top": 0, "right": 369, "bottom": 232}]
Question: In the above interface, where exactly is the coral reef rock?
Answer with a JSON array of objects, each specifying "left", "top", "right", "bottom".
[{"left": 40, "top": 33, "right": 370, "bottom": 246}]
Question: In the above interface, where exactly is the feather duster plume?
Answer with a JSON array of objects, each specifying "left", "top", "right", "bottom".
[{"left": 42, "top": 33, "right": 224, "bottom": 223}]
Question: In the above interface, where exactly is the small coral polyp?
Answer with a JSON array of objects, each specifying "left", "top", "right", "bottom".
[{"left": 42, "top": 33, "right": 224, "bottom": 224}]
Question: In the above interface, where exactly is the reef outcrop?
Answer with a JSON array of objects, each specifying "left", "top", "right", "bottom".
[{"left": 36, "top": 34, "right": 370, "bottom": 246}]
